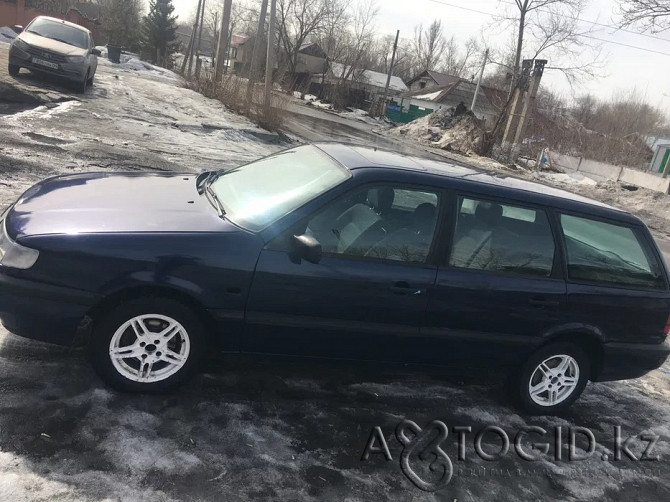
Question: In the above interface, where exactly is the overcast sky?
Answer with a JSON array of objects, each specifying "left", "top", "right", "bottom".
[{"left": 169, "top": 0, "right": 670, "bottom": 117}]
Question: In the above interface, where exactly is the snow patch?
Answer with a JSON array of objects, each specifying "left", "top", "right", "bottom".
[
  {"left": 0, "top": 26, "right": 17, "bottom": 43},
  {"left": 412, "top": 90, "right": 443, "bottom": 101}
]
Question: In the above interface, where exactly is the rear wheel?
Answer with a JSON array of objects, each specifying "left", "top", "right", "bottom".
[
  {"left": 89, "top": 297, "right": 204, "bottom": 392},
  {"left": 8, "top": 64, "right": 19, "bottom": 77},
  {"left": 516, "top": 342, "right": 590, "bottom": 415}
]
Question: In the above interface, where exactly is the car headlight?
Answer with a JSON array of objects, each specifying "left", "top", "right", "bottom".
[
  {"left": 67, "top": 55, "right": 86, "bottom": 63},
  {"left": 0, "top": 210, "right": 39, "bottom": 270},
  {"left": 11, "top": 38, "right": 29, "bottom": 52}
]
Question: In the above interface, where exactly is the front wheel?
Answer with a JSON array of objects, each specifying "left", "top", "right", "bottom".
[
  {"left": 516, "top": 342, "right": 590, "bottom": 415},
  {"left": 8, "top": 64, "right": 19, "bottom": 77},
  {"left": 89, "top": 297, "right": 204, "bottom": 392}
]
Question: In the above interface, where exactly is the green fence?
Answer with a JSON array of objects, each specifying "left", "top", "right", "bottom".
[{"left": 385, "top": 100, "right": 435, "bottom": 124}]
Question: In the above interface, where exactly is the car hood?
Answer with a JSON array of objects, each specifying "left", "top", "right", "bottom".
[
  {"left": 18, "top": 31, "right": 87, "bottom": 56},
  {"left": 6, "top": 172, "right": 237, "bottom": 239}
]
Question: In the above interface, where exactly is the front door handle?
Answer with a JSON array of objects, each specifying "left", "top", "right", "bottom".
[{"left": 390, "top": 281, "right": 424, "bottom": 296}]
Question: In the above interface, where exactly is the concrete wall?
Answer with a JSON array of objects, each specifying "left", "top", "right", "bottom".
[{"left": 551, "top": 152, "right": 670, "bottom": 193}]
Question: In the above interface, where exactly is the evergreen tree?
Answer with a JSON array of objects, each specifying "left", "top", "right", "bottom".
[{"left": 142, "top": 0, "right": 179, "bottom": 67}]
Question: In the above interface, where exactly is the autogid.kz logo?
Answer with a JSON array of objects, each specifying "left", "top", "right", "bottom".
[{"left": 361, "top": 420, "right": 660, "bottom": 492}]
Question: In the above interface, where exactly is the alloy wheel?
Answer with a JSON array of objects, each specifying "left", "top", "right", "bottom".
[
  {"left": 528, "top": 354, "right": 580, "bottom": 407},
  {"left": 108, "top": 314, "right": 190, "bottom": 383}
]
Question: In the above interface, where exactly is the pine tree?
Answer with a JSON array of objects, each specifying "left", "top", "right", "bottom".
[{"left": 141, "top": 0, "right": 180, "bottom": 67}]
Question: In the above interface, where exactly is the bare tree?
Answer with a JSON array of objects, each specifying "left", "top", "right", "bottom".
[
  {"left": 617, "top": 0, "right": 670, "bottom": 32},
  {"left": 276, "top": 0, "right": 335, "bottom": 76},
  {"left": 442, "top": 36, "right": 482, "bottom": 78},
  {"left": 327, "top": 0, "right": 379, "bottom": 107},
  {"left": 492, "top": 0, "right": 603, "bottom": 88},
  {"left": 412, "top": 19, "right": 447, "bottom": 72}
]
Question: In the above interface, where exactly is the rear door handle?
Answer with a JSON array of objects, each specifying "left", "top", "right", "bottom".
[
  {"left": 390, "top": 281, "right": 424, "bottom": 296},
  {"left": 529, "top": 296, "right": 560, "bottom": 308}
]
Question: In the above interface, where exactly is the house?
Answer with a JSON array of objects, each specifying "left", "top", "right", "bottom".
[
  {"left": 388, "top": 78, "right": 505, "bottom": 125},
  {"left": 295, "top": 42, "right": 327, "bottom": 74},
  {"left": 317, "top": 62, "right": 408, "bottom": 109},
  {"left": 650, "top": 144, "right": 670, "bottom": 174},
  {"left": 0, "top": 0, "right": 99, "bottom": 40},
  {"left": 406, "top": 70, "right": 461, "bottom": 92}
]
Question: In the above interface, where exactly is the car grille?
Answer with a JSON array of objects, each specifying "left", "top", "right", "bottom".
[{"left": 26, "top": 46, "right": 68, "bottom": 63}]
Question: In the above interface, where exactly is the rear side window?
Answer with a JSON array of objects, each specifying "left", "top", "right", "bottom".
[
  {"left": 449, "top": 197, "right": 555, "bottom": 277},
  {"left": 559, "top": 214, "right": 665, "bottom": 289}
]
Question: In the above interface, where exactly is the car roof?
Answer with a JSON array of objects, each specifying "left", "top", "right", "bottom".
[
  {"left": 31, "top": 16, "right": 90, "bottom": 34},
  {"left": 313, "top": 142, "right": 636, "bottom": 223}
]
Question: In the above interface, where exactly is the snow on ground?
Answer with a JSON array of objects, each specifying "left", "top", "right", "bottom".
[
  {"left": 0, "top": 26, "right": 16, "bottom": 43},
  {"left": 0, "top": 51, "right": 282, "bottom": 210}
]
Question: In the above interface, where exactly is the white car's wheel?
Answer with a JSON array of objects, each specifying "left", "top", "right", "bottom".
[
  {"left": 90, "top": 298, "right": 204, "bottom": 392},
  {"left": 517, "top": 343, "right": 590, "bottom": 415}
]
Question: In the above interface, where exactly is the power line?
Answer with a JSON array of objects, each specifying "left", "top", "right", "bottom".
[
  {"left": 426, "top": 0, "right": 670, "bottom": 58},
  {"left": 497, "top": 0, "right": 670, "bottom": 45},
  {"left": 581, "top": 34, "right": 670, "bottom": 57}
]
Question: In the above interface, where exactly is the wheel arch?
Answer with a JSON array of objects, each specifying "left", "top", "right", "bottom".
[
  {"left": 83, "top": 284, "right": 218, "bottom": 348},
  {"left": 539, "top": 327, "right": 605, "bottom": 380}
]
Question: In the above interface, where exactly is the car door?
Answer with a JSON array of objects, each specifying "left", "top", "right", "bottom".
[
  {"left": 243, "top": 183, "right": 444, "bottom": 362},
  {"left": 422, "top": 194, "right": 567, "bottom": 369}
]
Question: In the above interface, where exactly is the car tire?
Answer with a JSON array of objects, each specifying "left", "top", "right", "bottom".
[
  {"left": 8, "top": 64, "right": 19, "bottom": 77},
  {"left": 78, "top": 70, "right": 89, "bottom": 94},
  {"left": 88, "top": 297, "right": 205, "bottom": 392},
  {"left": 515, "top": 342, "right": 590, "bottom": 415},
  {"left": 87, "top": 73, "right": 94, "bottom": 86}
]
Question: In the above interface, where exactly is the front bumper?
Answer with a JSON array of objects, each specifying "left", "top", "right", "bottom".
[
  {"left": 595, "top": 339, "right": 670, "bottom": 381},
  {"left": 9, "top": 44, "right": 86, "bottom": 82},
  {"left": 0, "top": 270, "right": 100, "bottom": 346}
]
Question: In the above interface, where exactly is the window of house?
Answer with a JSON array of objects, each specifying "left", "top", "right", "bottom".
[
  {"left": 450, "top": 197, "right": 555, "bottom": 277},
  {"left": 559, "top": 214, "right": 665, "bottom": 289}
]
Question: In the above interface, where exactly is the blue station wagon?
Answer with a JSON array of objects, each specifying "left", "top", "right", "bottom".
[{"left": 1, "top": 143, "right": 669, "bottom": 414}]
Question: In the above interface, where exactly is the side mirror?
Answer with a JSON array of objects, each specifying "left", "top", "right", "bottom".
[
  {"left": 91, "top": 48, "right": 102, "bottom": 57},
  {"left": 12, "top": 25, "right": 23, "bottom": 34},
  {"left": 292, "top": 234, "right": 322, "bottom": 264}
]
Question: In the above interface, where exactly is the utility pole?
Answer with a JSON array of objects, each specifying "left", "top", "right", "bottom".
[
  {"left": 214, "top": 0, "right": 233, "bottom": 81},
  {"left": 501, "top": 59, "right": 547, "bottom": 163},
  {"left": 245, "top": 0, "right": 269, "bottom": 108},
  {"left": 378, "top": 30, "right": 399, "bottom": 119},
  {"left": 501, "top": 59, "right": 532, "bottom": 155},
  {"left": 187, "top": 0, "right": 204, "bottom": 77},
  {"left": 180, "top": 30, "right": 195, "bottom": 75},
  {"left": 470, "top": 48, "right": 489, "bottom": 113},
  {"left": 197, "top": 0, "right": 206, "bottom": 56},
  {"left": 264, "top": 0, "right": 277, "bottom": 114}
]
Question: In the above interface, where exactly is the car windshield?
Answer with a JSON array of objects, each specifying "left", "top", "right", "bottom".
[
  {"left": 208, "top": 145, "right": 351, "bottom": 231},
  {"left": 26, "top": 18, "right": 88, "bottom": 49}
]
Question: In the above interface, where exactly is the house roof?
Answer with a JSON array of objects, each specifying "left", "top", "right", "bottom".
[
  {"left": 403, "top": 80, "right": 509, "bottom": 119},
  {"left": 298, "top": 42, "right": 327, "bottom": 59},
  {"left": 406, "top": 70, "right": 461, "bottom": 88},
  {"left": 329, "top": 62, "right": 407, "bottom": 92}
]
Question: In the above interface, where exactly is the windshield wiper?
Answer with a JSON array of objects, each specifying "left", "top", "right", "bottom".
[
  {"left": 49, "top": 37, "right": 77, "bottom": 47},
  {"left": 205, "top": 185, "right": 226, "bottom": 218}
]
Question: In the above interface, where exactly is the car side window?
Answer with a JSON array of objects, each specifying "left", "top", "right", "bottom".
[
  {"left": 304, "top": 186, "right": 440, "bottom": 263},
  {"left": 559, "top": 214, "right": 665, "bottom": 289},
  {"left": 449, "top": 196, "right": 555, "bottom": 277}
]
